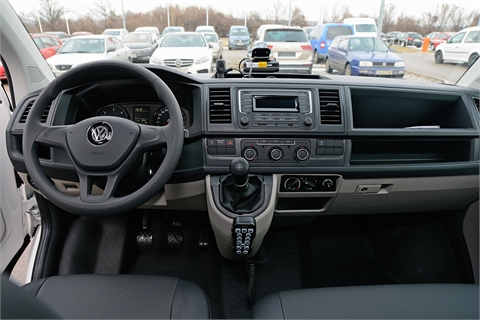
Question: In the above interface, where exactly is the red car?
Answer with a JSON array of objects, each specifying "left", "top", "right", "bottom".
[
  {"left": 31, "top": 34, "right": 63, "bottom": 59},
  {"left": 428, "top": 32, "right": 455, "bottom": 50},
  {"left": 0, "top": 61, "right": 6, "bottom": 81}
]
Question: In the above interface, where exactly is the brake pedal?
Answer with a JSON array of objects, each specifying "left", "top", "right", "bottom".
[
  {"left": 137, "top": 211, "right": 153, "bottom": 251},
  {"left": 167, "top": 217, "right": 183, "bottom": 251}
]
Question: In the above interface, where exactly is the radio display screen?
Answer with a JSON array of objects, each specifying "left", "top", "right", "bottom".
[{"left": 253, "top": 95, "right": 299, "bottom": 112}]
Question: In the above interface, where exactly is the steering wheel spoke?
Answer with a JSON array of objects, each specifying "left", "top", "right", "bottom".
[
  {"left": 77, "top": 170, "right": 122, "bottom": 204},
  {"left": 35, "top": 125, "right": 70, "bottom": 150}
]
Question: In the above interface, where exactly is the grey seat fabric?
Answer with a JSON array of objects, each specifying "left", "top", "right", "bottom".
[
  {"left": 18, "top": 274, "right": 210, "bottom": 319},
  {"left": 251, "top": 283, "right": 479, "bottom": 319}
]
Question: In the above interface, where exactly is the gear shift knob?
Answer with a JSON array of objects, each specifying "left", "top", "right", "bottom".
[{"left": 229, "top": 157, "right": 249, "bottom": 189}]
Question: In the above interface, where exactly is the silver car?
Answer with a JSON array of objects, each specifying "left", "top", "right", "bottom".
[{"left": 203, "top": 32, "right": 223, "bottom": 60}]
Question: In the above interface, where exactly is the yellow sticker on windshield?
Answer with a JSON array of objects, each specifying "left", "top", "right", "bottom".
[{"left": 258, "top": 61, "right": 267, "bottom": 68}]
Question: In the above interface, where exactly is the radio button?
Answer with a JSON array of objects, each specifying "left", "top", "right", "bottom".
[
  {"left": 304, "top": 117, "right": 313, "bottom": 126},
  {"left": 240, "top": 117, "right": 249, "bottom": 125}
]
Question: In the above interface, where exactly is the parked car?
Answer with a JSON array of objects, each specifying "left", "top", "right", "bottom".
[
  {"left": 1, "top": 0, "right": 479, "bottom": 319},
  {"left": 228, "top": 25, "right": 251, "bottom": 50},
  {"left": 122, "top": 31, "right": 159, "bottom": 63},
  {"left": 253, "top": 26, "right": 313, "bottom": 73},
  {"left": 310, "top": 23, "right": 354, "bottom": 62},
  {"left": 203, "top": 32, "right": 223, "bottom": 60},
  {"left": 135, "top": 26, "right": 161, "bottom": 40},
  {"left": 0, "top": 61, "right": 6, "bottom": 81},
  {"left": 46, "top": 35, "right": 132, "bottom": 76},
  {"left": 43, "top": 31, "right": 70, "bottom": 40},
  {"left": 326, "top": 35, "right": 406, "bottom": 77},
  {"left": 428, "top": 32, "right": 456, "bottom": 50},
  {"left": 435, "top": 26, "right": 480, "bottom": 67},
  {"left": 343, "top": 17, "right": 377, "bottom": 37},
  {"left": 302, "top": 26, "right": 314, "bottom": 40},
  {"left": 149, "top": 32, "right": 213, "bottom": 73},
  {"left": 385, "top": 31, "right": 401, "bottom": 44},
  {"left": 160, "top": 26, "right": 185, "bottom": 38},
  {"left": 398, "top": 32, "right": 422, "bottom": 46},
  {"left": 102, "top": 28, "right": 129, "bottom": 41},
  {"left": 195, "top": 25, "right": 215, "bottom": 33},
  {"left": 30, "top": 33, "right": 63, "bottom": 59}
]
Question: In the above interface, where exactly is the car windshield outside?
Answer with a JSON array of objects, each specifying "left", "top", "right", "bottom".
[
  {"left": 349, "top": 36, "right": 389, "bottom": 51},
  {"left": 159, "top": 33, "right": 207, "bottom": 47},
  {"left": 59, "top": 38, "right": 105, "bottom": 53},
  {"left": 1, "top": 0, "right": 480, "bottom": 319}
]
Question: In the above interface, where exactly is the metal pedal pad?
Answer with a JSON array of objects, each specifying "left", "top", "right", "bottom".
[
  {"left": 167, "top": 229, "right": 183, "bottom": 251},
  {"left": 137, "top": 211, "right": 153, "bottom": 251},
  {"left": 198, "top": 227, "right": 209, "bottom": 249}
]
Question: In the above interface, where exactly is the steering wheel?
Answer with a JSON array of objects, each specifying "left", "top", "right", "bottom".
[{"left": 23, "top": 60, "right": 184, "bottom": 216}]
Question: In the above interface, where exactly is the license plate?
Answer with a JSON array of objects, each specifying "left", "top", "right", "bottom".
[
  {"left": 278, "top": 52, "right": 295, "bottom": 57},
  {"left": 131, "top": 54, "right": 137, "bottom": 58},
  {"left": 376, "top": 70, "right": 393, "bottom": 75},
  {"left": 258, "top": 61, "right": 267, "bottom": 68}
]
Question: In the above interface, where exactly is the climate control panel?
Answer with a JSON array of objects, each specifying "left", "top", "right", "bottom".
[
  {"left": 279, "top": 175, "right": 337, "bottom": 192},
  {"left": 241, "top": 139, "right": 310, "bottom": 164}
]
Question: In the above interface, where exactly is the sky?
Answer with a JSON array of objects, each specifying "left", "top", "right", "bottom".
[{"left": 7, "top": 0, "right": 480, "bottom": 23}]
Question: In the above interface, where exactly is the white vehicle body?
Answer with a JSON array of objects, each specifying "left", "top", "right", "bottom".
[
  {"left": 435, "top": 26, "right": 480, "bottom": 67},
  {"left": 343, "top": 18, "right": 377, "bottom": 37},
  {"left": 47, "top": 35, "right": 132, "bottom": 76},
  {"left": 149, "top": 32, "right": 213, "bottom": 74}
]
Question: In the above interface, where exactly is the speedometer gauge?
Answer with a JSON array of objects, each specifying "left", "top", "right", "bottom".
[
  {"left": 98, "top": 105, "right": 129, "bottom": 119},
  {"left": 153, "top": 105, "right": 187, "bottom": 127}
]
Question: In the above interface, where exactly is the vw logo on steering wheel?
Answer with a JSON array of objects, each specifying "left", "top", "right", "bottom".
[{"left": 88, "top": 122, "right": 113, "bottom": 145}]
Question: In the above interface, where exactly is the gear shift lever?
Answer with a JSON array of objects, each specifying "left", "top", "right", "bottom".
[
  {"left": 229, "top": 157, "right": 249, "bottom": 189},
  {"left": 219, "top": 158, "right": 264, "bottom": 214}
]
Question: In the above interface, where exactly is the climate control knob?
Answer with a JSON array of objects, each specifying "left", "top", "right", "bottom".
[
  {"left": 284, "top": 177, "right": 301, "bottom": 191},
  {"left": 322, "top": 179, "right": 334, "bottom": 189},
  {"left": 242, "top": 147, "right": 258, "bottom": 161},
  {"left": 269, "top": 147, "right": 283, "bottom": 161},
  {"left": 294, "top": 147, "right": 310, "bottom": 162}
]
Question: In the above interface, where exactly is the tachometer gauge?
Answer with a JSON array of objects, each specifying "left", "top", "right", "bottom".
[
  {"left": 98, "top": 105, "right": 129, "bottom": 119},
  {"left": 152, "top": 105, "right": 187, "bottom": 127}
]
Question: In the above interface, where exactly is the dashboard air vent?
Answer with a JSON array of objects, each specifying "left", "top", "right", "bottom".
[
  {"left": 319, "top": 89, "right": 342, "bottom": 125},
  {"left": 209, "top": 88, "right": 231, "bottom": 123},
  {"left": 473, "top": 97, "right": 479, "bottom": 112},
  {"left": 19, "top": 100, "right": 51, "bottom": 123}
]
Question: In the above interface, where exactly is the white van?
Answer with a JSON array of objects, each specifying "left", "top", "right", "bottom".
[
  {"left": 195, "top": 26, "right": 215, "bottom": 33},
  {"left": 343, "top": 18, "right": 377, "bottom": 37}
]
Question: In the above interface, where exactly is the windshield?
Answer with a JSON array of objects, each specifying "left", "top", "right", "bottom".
[
  {"left": 204, "top": 33, "right": 218, "bottom": 43},
  {"left": 124, "top": 33, "right": 151, "bottom": 43},
  {"left": 349, "top": 37, "right": 389, "bottom": 51},
  {"left": 160, "top": 34, "right": 206, "bottom": 47},
  {"left": 59, "top": 39, "right": 105, "bottom": 54},
  {"left": 2, "top": 0, "right": 480, "bottom": 84}
]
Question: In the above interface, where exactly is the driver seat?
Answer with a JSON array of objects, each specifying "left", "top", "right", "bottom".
[{"left": 2, "top": 274, "right": 211, "bottom": 319}]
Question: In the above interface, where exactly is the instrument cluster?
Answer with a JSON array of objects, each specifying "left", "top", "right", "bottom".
[{"left": 97, "top": 103, "right": 188, "bottom": 128}]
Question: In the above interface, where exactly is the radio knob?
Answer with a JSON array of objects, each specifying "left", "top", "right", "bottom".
[
  {"left": 269, "top": 147, "right": 283, "bottom": 161},
  {"left": 294, "top": 147, "right": 310, "bottom": 162},
  {"left": 243, "top": 147, "right": 258, "bottom": 161},
  {"left": 240, "top": 117, "right": 249, "bottom": 125},
  {"left": 304, "top": 117, "right": 313, "bottom": 126}
]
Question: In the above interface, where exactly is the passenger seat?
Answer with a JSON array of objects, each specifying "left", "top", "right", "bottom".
[{"left": 251, "top": 283, "right": 479, "bottom": 319}]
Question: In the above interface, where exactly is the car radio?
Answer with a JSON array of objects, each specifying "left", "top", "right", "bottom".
[{"left": 237, "top": 89, "right": 314, "bottom": 129}]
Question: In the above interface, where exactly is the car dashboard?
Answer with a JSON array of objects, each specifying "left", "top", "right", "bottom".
[{"left": 6, "top": 66, "right": 480, "bottom": 219}]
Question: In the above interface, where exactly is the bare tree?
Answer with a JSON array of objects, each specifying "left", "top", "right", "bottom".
[
  {"left": 323, "top": 4, "right": 352, "bottom": 23},
  {"left": 379, "top": 3, "right": 398, "bottom": 32},
  {"left": 421, "top": 3, "right": 457, "bottom": 32},
  {"left": 266, "top": 1, "right": 288, "bottom": 24},
  {"left": 38, "top": 0, "right": 65, "bottom": 31},
  {"left": 291, "top": 6, "right": 307, "bottom": 27},
  {"left": 90, "top": 0, "right": 121, "bottom": 30}
]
